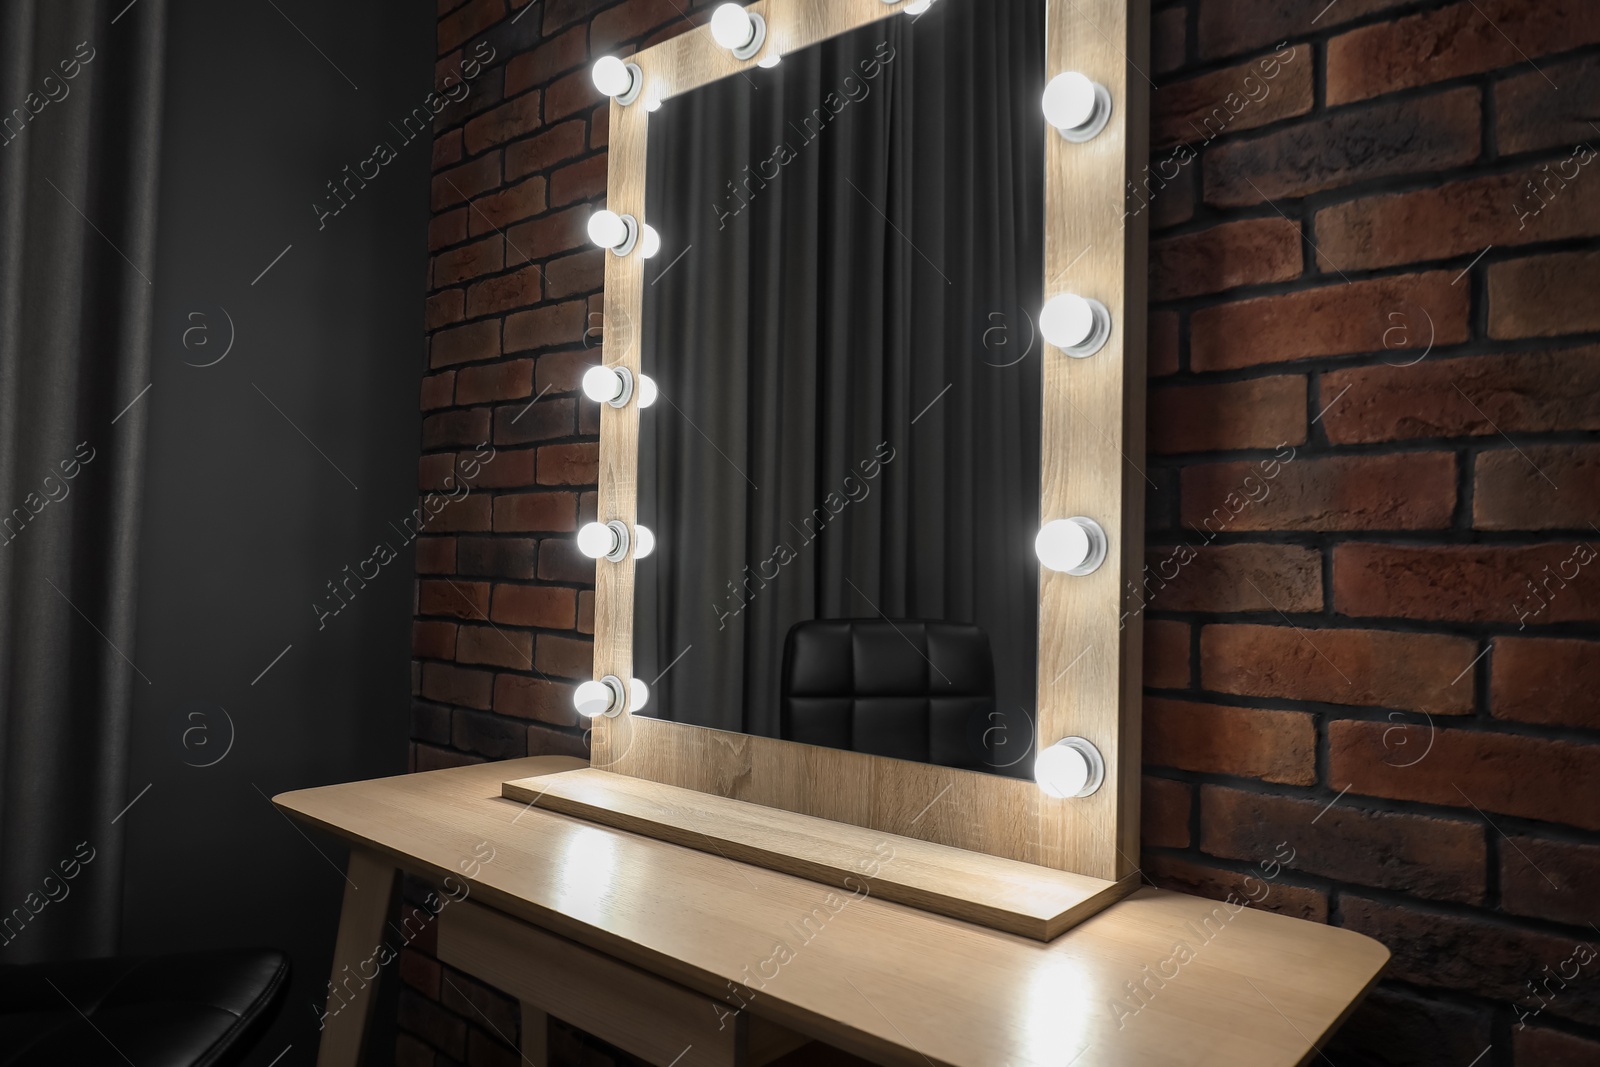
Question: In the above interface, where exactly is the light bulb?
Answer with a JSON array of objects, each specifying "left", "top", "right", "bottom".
[
  {"left": 709, "top": 4, "right": 765, "bottom": 58},
  {"left": 637, "top": 374, "right": 657, "bottom": 408},
  {"left": 1043, "top": 73, "right": 1096, "bottom": 130},
  {"left": 758, "top": 52, "right": 781, "bottom": 68},
  {"left": 592, "top": 57, "right": 637, "bottom": 101},
  {"left": 582, "top": 365, "right": 634, "bottom": 407},
  {"left": 1042, "top": 72, "right": 1111, "bottom": 141},
  {"left": 710, "top": 4, "right": 756, "bottom": 49},
  {"left": 577, "top": 522, "right": 619, "bottom": 559},
  {"left": 1035, "top": 517, "right": 1107, "bottom": 575},
  {"left": 1040, "top": 293, "right": 1110, "bottom": 356},
  {"left": 574, "top": 679, "right": 616, "bottom": 718},
  {"left": 640, "top": 224, "right": 661, "bottom": 259},
  {"left": 587, "top": 210, "right": 629, "bottom": 250},
  {"left": 1040, "top": 294, "right": 1094, "bottom": 349},
  {"left": 1035, "top": 739, "right": 1103, "bottom": 799},
  {"left": 904, "top": 0, "right": 933, "bottom": 13},
  {"left": 633, "top": 525, "right": 655, "bottom": 559},
  {"left": 629, "top": 678, "right": 650, "bottom": 711},
  {"left": 582, "top": 365, "right": 625, "bottom": 403},
  {"left": 1036, "top": 519, "right": 1089, "bottom": 572}
]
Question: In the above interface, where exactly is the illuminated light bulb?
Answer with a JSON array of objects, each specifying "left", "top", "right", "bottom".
[
  {"left": 645, "top": 96, "right": 662, "bottom": 112},
  {"left": 904, "top": 0, "right": 933, "bottom": 13},
  {"left": 1035, "top": 517, "right": 1108, "bottom": 575},
  {"left": 592, "top": 56, "right": 642, "bottom": 105},
  {"left": 710, "top": 4, "right": 755, "bottom": 47},
  {"left": 577, "top": 521, "right": 620, "bottom": 559},
  {"left": 710, "top": 3, "right": 766, "bottom": 60},
  {"left": 574, "top": 679, "right": 616, "bottom": 718},
  {"left": 758, "top": 52, "right": 781, "bottom": 69},
  {"left": 1042, "top": 72, "right": 1096, "bottom": 130},
  {"left": 582, "top": 365, "right": 635, "bottom": 407},
  {"left": 1035, "top": 738, "right": 1104, "bottom": 799},
  {"left": 640, "top": 223, "right": 661, "bottom": 259},
  {"left": 1040, "top": 294, "right": 1093, "bottom": 348},
  {"left": 587, "top": 209, "right": 639, "bottom": 255},
  {"left": 629, "top": 678, "right": 650, "bottom": 711},
  {"left": 583, "top": 365, "right": 625, "bottom": 403},
  {"left": 1042, "top": 72, "right": 1112, "bottom": 141},
  {"left": 1040, "top": 293, "right": 1111, "bottom": 357},
  {"left": 587, "top": 210, "right": 627, "bottom": 249},
  {"left": 637, "top": 374, "right": 658, "bottom": 408},
  {"left": 633, "top": 525, "right": 655, "bottom": 559}
]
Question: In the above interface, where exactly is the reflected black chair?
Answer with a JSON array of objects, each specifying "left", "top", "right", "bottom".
[
  {"left": 780, "top": 619, "right": 997, "bottom": 770},
  {"left": 0, "top": 948, "right": 289, "bottom": 1067}
]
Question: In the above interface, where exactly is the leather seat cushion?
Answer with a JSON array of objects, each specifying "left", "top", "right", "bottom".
[
  {"left": 0, "top": 948, "right": 289, "bottom": 1067},
  {"left": 781, "top": 619, "right": 997, "bottom": 769}
]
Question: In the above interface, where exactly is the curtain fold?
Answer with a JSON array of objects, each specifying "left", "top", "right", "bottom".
[
  {"left": 0, "top": 0, "right": 165, "bottom": 961},
  {"left": 638, "top": 0, "right": 1044, "bottom": 771}
]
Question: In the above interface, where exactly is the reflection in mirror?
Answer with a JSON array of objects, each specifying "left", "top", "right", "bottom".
[{"left": 634, "top": 0, "right": 1045, "bottom": 777}]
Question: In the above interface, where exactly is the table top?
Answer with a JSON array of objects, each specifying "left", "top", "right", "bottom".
[{"left": 276, "top": 757, "right": 1387, "bottom": 1067}]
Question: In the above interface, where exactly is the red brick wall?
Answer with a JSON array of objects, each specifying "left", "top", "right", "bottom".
[{"left": 405, "top": 0, "right": 1600, "bottom": 1063}]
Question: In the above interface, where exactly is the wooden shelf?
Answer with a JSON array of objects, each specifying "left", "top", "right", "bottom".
[{"left": 502, "top": 768, "right": 1134, "bottom": 941}]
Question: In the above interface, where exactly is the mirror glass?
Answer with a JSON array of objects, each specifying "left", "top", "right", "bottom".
[{"left": 634, "top": 0, "right": 1045, "bottom": 776}]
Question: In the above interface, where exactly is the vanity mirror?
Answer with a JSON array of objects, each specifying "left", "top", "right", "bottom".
[
  {"left": 505, "top": 0, "right": 1148, "bottom": 897},
  {"left": 633, "top": 0, "right": 1046, "bottom": 778}
]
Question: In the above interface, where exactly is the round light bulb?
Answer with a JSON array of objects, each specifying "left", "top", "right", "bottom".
[
  {"left": 1035, "top": 517, "right": 1108, "bottom": 575},
  {"left": 710, "top": 4, "right": 757, "bottom": 49},
  {"left": 574, "top": 679, "right": 616, "bottom": 718},
  {"left": 758, "top": 52, "right": 781, "bottom": 68},
  {"left": 582, "top": 365, "right": 624, "bottom": 403},
  {"left": 592, "top": 56, "right": 634, "bottom": 99},
  {"left": 587, "top": 210, "right": 629, "bottom": 250},
  {"left": 577, "top": 522, "right": 618, "bottom": 559},
  {"left": 633, "top": 525, "right": 655, "bottom": 559},
  {"left": 640, "top": 224, "right": 661, "bottom": 259},
  {"left": 629, "top": 678, "right": 650, "bottom": 711},
  {"left": 1035, "top": 741, "right": 1092, "bottom": 798},
  {"left": 1035, "top": 519, "right": 1090, "bottom": 573},
  {"left": 637, "top": 374, "right": 658, "bottom": 408},
  {"left": 1043, "top": 72, "right": 1097, "bottom": 131},
  {"left": 1040, "top": 294, "right": 1095, "bottom": 349},
  {"left": 904, "top": 0, "right": 933, "bottom": 13}
]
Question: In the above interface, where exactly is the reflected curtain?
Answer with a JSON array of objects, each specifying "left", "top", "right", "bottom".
[
  {"left": 637, "top": 0, "right": 1044, "bottom": 763},
  {"left": 0, "top": 0, "right": 165, "bottom": 960}
]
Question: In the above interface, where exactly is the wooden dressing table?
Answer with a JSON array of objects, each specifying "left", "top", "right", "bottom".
[
  {"left": 287, "top": 3, "right": 1386, "bottom": 1061},
  {"left": 277, "top": 757, "right": 1387, "bottom": 1067}
]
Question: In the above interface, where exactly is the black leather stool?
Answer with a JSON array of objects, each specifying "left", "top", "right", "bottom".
[
  {"left": 0, "top": 948, "right": 289, "bottom": 1067},
  {"left": 781, "top": 618, "right": 998, "bottom": 769}
]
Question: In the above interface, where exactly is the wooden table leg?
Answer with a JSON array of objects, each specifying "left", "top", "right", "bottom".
[
  {"left": 316, "top": 848, "right": 398, "bottom": 1067},
  {"left": 521, "top": 1003, "right": 550, "bottom": 1066}
]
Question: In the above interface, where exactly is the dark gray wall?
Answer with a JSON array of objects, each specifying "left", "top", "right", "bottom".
[{"left": 122, "top": 1, "right": 433, "bottom": 1061}]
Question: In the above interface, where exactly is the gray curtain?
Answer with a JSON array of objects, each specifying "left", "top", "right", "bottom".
[
  {"left": 636, "top": 0, "right": 1044, "bottom": 758},
  {"left": 0, "top": 0, "right": 165, "bottom": 962}
]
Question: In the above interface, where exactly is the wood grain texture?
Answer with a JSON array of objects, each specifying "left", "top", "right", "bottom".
[
  {"left": 277, "top": 759, "right": 1389, "bottom": 1067},
  {"left": 315, "top": 849, "right": 398, "bottom": 1067},
  {"left": 590, "top": 0, "right": 1150, "bottom": 881},
  {"left": 440, "top": 899, "right": 743, "bottom": 1067},
  {"left": 1035, "top": 0, "right": 1152, "bottom": 877},
  {"left": 589, "top": 83, "right": 645, "bottom": 768},
  {"left": 502, "top": 769, "right": 1134, "bottom": 940}
]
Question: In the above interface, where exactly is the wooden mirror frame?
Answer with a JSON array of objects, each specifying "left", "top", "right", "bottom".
[{"left": 585, "top": 0, "right": 1148, "bottom": 882}]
